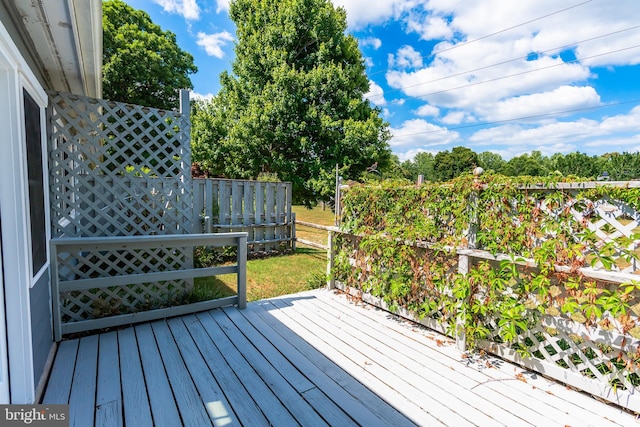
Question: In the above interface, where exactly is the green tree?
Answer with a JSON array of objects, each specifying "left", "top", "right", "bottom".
[
  {"left": 197, "top": 0, "right": 390, "bottom": 205},
  {"left": 102, "top": 0, "right": 197, "bottom": 109},
  {"left": 402, "top": 152, "right": 436, "bottom": 182},
  {"left": 434, "top": 146, "right": 478, "bottom": 181},
  {"left": 502, "top": 151, "right": 549, "bottom": 177},
  {"left": 191, "top": 98, "right": 229, "bottom": 176},
  {"left": 601, "top": 152, "right": 640, "bottom": 180},
  {"left": 477, "top": 151, "right": 505, "bottom": 173},
  {"left": 549, "top": 152, "right": 602, "bottom": 178}
]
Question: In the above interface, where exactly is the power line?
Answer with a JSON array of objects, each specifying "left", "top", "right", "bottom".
[
  {"left": 406, "top": 44, "right": 640, "bottom": 99},
  {"left": 367, "top": 0, "right": 594, "bottom": 78},
  {"left": 434, "top": 0, "right": 593, "bottom": 56},
  {"left": 366, "top": 25, "right": 640, "bottom": 101},
  {"left": 392, "top": 98, "right": 640, "bottom": 138}
]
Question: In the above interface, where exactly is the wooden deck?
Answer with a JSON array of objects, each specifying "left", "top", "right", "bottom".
[{"left": 42, "top": 289, "right": 638, "bottom": 427}]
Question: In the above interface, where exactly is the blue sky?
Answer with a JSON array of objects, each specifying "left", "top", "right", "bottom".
[{"left": 123, "top": 0, "right": 640, "bottom": 161}]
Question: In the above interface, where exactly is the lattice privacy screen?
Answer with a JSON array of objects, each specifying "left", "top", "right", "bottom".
[
  {"left": 488, "top": 315, "right": 640, "bottom": 395},
  {"left": 56, "top": 244, "right": 193, "bottom": 322},
  {"left": 47, "top": 91, "right": 194, "bottom": 321},
  {"left": 560, "top": 196, "right": 639, "bottom": 273},
  {"left": 48, "top": 91, "right": 192, "bottom": 238}
]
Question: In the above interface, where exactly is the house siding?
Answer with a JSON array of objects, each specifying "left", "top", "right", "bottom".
[{"left": 29, "top": 270, "right": 52, "bottom": 386}]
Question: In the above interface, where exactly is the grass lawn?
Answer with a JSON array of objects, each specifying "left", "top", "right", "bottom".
[
  {"left": 293, "top": 204, "right": 336, "bottom": 247},
  {"left": 293, "top": 204, "right": 336, "bottom": 225},
  {"left": 194, "top": 247, "right": 327, "bottom": 302},
  {"left": 193, "top": 204, "right": 335, "bottom": 302}
]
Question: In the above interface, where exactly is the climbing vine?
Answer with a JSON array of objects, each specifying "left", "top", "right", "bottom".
[{"left": 334, "top": 173, "right": 640, "bottom": 388}]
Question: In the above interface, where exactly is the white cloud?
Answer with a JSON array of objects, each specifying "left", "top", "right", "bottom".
[
  {"left": 388, "top": 45, "right": 423, "bottom": 69},
  {"left": 333, "top": 0, "right": 640, "bottom": 160},
  {"left": 600, "top": 106, "right": 640, "bottom": 133},
  {"left": 360, "top": 37, "right": 382, "bottom": 49},
  {"left": 479, "top": 85, "right": 601, "bottom": 122},
  {"left": 386, "top": 54, "right": 592, "bottom": 112},
  {"left": 389, "top": 118, "right": 459, "bottom": 148},
  {"left": 396, "top": 148, "right": 438, "bottom": 162},
  {"left": 467, "top": 106, "right": 640, "bottom": 157},
  {"left": 196, "top": 31, "right": 234, "bottom": 58},
  {"left": 215, "top": 0, "right": 230, "bottom": 13},
  {"left": 441, "top": 111, "right": 475, "bottom": 125},
  {"left": 190, "top": 91, "right": 214, "bottom": 101},
  {"left": 405, "top": 13, "right": 453, "bottom": 40},
  {"left": 153, "top": 0, "right": 200, "bottom": 20},
  {"left": 414, "top": 104, "right": 439, "bottom": 117},
  {"left": 364, "top": 80, "right": 386, "bottom": 106},
  {"left": 333, "top": 0, "right": 416, "bottom": 28}
]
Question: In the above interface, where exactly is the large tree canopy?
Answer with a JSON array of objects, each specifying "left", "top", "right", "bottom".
[
  {"left": 102, "top": 0, "right": 197, "bottom": 110},
  {"left": 192, "top": 0, "right": 391, "bottom": 204},
  {"left": 433, "top": 147, "right": 478, "bottom": 181}
]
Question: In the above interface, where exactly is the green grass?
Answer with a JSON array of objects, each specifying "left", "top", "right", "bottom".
[
  {"left": 193, "top": 247, "right": 327, "bottom": 302},
  {"left": 191, "top": 204, "right": 334, "bottom": 303},
  {"left": 293, "top": 204, "right": 336, "bottom": 226},
  {"left": 293, "top": 204, "right": 336, "bottom": 247}
]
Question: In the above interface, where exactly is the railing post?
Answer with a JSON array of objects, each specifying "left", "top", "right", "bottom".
[
  {"left": 50, "top": 241, "right": 63, "bottom": 342},
  {"left": 456, "top": 253, "right": 469, "bottom": 353},
  {"left": 179, "top": 89, "right": 190, "bottom": 116},
  {"left": 237, "top": 234, "right": 247, "bottom": 309},
  {"left": 292, "top": 212, "right": 297, "bottom": 252},
  {"left": 326, "top": 230, "right": 335, "bottom": 289}
]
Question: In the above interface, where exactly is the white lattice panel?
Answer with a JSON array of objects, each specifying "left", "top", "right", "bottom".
[
  {"left": 47, "top": 91, "right": 193, "bottom": 322},
  {"left": 48, "top": 91, "right": 192, "bottom": 237},
  {"left": 486, "top": 314, "right": 640, "bottom": 395},
  {"left": 56, "top": 245, "right": 193, "bottom": 321},
  {"left": 521, "top": 194, "right": 640, "bottom": 273}
]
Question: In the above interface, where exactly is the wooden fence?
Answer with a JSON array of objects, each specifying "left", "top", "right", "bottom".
[{"left": 193, "top": 178, "right": 294, "bottom": 253}]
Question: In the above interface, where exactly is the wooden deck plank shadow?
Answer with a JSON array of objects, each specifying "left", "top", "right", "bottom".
[{"left": 41, "top": 289, "right": 638, "bottom": 427}]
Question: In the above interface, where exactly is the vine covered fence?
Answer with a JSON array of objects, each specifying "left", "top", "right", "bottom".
[{"left": 332, "top": 174, "right": 640, "bottom": 412}]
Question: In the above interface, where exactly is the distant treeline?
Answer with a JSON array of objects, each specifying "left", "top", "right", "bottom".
[{"left": 393, "top": 147, "right": 640, "bottom": 182}]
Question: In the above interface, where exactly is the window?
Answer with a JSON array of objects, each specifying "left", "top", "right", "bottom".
[{"left": 23, "top": 89, "right": 46, "bottom": 274}]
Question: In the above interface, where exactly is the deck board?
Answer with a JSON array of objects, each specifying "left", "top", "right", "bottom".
[
  {"left": 68, "top": 335, "right": 98, "bottom": 427},
  {"left": 150, "top": 320, "right": 213, "bottom": 426},
  {"left": 293, "top": 295, "right": 527, "bottom": 427},
  {"left": 182, "top": 313, "right": 269, "bottom": 426},
  {"left": 221, "top": 307, "right": 363, "bottom": 426},
  {"left": 95, "top": 332, "right": 122, "bottom": 427},
  {"left": 42, "top": 339, "right": 78, "bottom": 404},
  {"left": 134, "top": 323, "right": 182, "bottom": 427},
  {"left": 300, "top": 294, "right": 549, "bottom": 426},
  {"left": 195, "top": 311, "right": 300, "bottom": 426},
  {"left": 118, "top": 328, "right": 153, "bottom": 426},
  {"left": 211, "top": 309, "right": 335, "bottom": 426},
  {"left": 165, "top": 317, "right": 240, "bottom": 426},
  {"left": 42, "top": 289, "right": 639, "bottom": 426},
  {"left": 238, "top": 303, "right": 415, "bottom": 427},
  {"left": 324, "top": 293, "right": 632, "bottom": 427}
]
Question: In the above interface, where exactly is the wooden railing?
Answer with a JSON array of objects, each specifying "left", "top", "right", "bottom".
[{"left": 50, "top": 232, "right": 247, "bottom": 341}]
